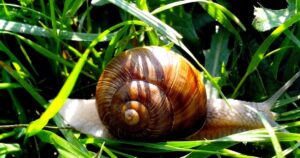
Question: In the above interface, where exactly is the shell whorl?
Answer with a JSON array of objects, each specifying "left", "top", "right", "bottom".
[{"left": 96, "top": 46, "right": 207, "bottom": 140}]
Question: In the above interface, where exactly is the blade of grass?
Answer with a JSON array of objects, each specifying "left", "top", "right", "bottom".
[
  {"left": 39, "top": 0, "right": 47, "bottom": 22},
  {"left": 270, "top": 36, "right": 293, "bottom": 78},
  {"left": 62, "top": 0, "right": 85, "bottom": 18},
  {"left": 36, "top": 130, "right": 91, "bottom": 158},
  {"left": 273, "top": 94, "right": 300, "bottom": 109},
  {"left": 0, "top": 131, "right": 17, "bottom": 141},
  {"left": 49, "top": 0, "right": 57, "bottom": 37},
  {"left": 92, "top": 0, "right": 183, "bottom": 45},
  {"left": 0, "top": 3, "right": 51, "bottom": 23},
  {"left": 205, "top": 28, "right": 230, "bottom": 77},
  {"left": 0, "top": 143, "right": 21, "bottom": 155},
  {"left": 0, "top": 41, "right": 34, "bottom": 80},
  {"left": 0, "top": 47, "right": 90, "bottom": 154},
  {"left": 186, "top": 142, "right": 237, "bottom": 158},
  {"left": 2, "top": 71, "right": 27, "bottom": 123},
  {"left": 0, "top": 19, "right": 113, "bottom": 41},
  {"left": 0, "top": 31, "right": 96, "bottom": 80},
  {"left": 108, "top": 148, "right": 137, "bottom": 158},
  {"left": 26, "top": 46, "right": 90, "bottom": 138},
  {"left": 232, "top": 12, "right": 300, "bottom": 98},
  {"left": 81, "top": 138, "right": 256, "bottom": 157},
  {"left": 150, "top": 0, "right": 245, "bottom": 31},
  {"left": 102, "top": 25, "right": 128, "bottom": 69},
  {"left": 0, "top": 61, "right": 48, "bottom": 107},
  {"left": 1, "top": 62, "right": 88, "bottom": 152},
  {"left": 284, "top": 29, "right": 300, "bottom": 47},
  {"left": 283, "top": 51, "right": 300, "bottom": 79},
  {"left": 200, "top": 3, "right": 242, "bottom": 42},
  {"left": 276, "top": 109, "right": 300, "bottom": 121},
  {"left": 150, "top": 0, "right": 245, "bottom": 42},
  {"left": 81, "top": 138, "right": 219, "bottom": 154},
  {"left": 244, "top": 105, "right": 283, "bottom": 158},
  {"left": 136, "top": 0, "right": 159, "bottom": 45},
  {"left": 102, "top": 145, "right": 118, "bottom": 158},
  {"left": 264, "top": 46, "right": 294, "bottom": 58},
  {"left": 17, "top": 40, "right": 39, "bottom": 76},
  {"left": 279, "top": 142, "right": 300, "bottom": 158},
  {"left": 0, "top": 83, "right": 21, "bottom": 89},
  {"left": 1, "top": 0, "right": 10, "bottom": 18}
]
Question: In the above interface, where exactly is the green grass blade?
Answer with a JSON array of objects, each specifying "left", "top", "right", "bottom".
[
  {"left": 150, "top": 0, "right": 246, "bottom": 42},
  {"left": 103, "top": 145, "right": 118, "bottom": 158},
  {"left": 0, "top": 3, "right": 51, "bottom": 21},
  {"left": 0, "top": 131, "right": 17, "bottom": 141},
  {"left": 264, "top": 46, "right": 294, "bottom": 58},
  {"left": 102, "top": 26, "right": 128, "bottom": 69},
  {"left": 36, "top": 130, "right": 92, "bottom": 158},
  {"left": 150, "top": 0, "right": 246, "bottom": 31},
  {"left": 232, "top": 12, "right": 300, "bottom": 98},
  {"left": 0, "top": 31, "right": 72, "bottom": 67},
  {"left": 273, "top": 94, "right": 300, "bottom": 109},
  {"left": 136, "top": 0, "right": 159, "bottom": 45},
  {"left": 82, "top": 138, "right": 256, "bottom": 157},
  {"left": 277, "top": 109, "right": 300, "bottom": 121},
  {"left": 108, "top": 148, "right": 137, "bottom": 158},
  {"left": 0, "top": 61, "right": 48, "bottom": 107},
  {"left": 0, "top": 83, "right": 21, "bottom": 89},
  {"left": 0, "top": 31, "right": 96, "bottom": 79},
  {"left": 2, "top": 71, "right": 27, "bottom": 123},
  {"left": 26, "top": 47, "right": 90, "bottom": 138},
  {"left": 62, "top": 0, "right": 85, "bottom": 18},
  {"left": 0, "top": 41, "right": 34, "bottom": 80},
  {"left": 284, "top": 29, "right": 300, "bottom": 47},
  {"left": 200, "top": 3, "right": 242, "bottom": 41},
  {"left": 186, "top": 142, "right": 237, "bottom": 158},
  {"left": 0, "top": 143, "right": 21, "bottom": 155},
  {"left": 92, "top": 0, "right": 183, "bottom": 45},
  {"left": 280, "top": 142, "right": 300, "bottom": 158},
  {"left": 239, "top": 105, "right": 283, "bottom": 157},
  {"left": 0, "top": 19, "right": 112, "bottom": 41},
  {"left": 204, "top": 29, "right": 230, "bottom": 77},
  {"left": 269, "top": 37, "right": 293, "bottom": 78},
  {"left": 0, "top": 58, "right": 88, "bottom": 155},
  {"left": 81, "top": 138, "right": 215, "bottom": 153},
  {"left": 0, "top": 0, "right": 10, "bottom": 18},
  {"left": 49, "top": 0, "right": 57, "bottom": 37}
]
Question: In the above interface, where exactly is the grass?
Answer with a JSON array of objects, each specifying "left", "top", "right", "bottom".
[{"left": 0, "top": 0, "right": 300, "bottom": 157}]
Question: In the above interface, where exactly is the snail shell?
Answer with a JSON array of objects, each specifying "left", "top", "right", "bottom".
[{"left": 95, "top": 46, "right": 207, "bottom": 140}]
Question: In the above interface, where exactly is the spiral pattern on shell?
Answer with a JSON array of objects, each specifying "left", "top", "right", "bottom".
[{"left": 96, "top": 46, "right": 207, "bottom": 140}]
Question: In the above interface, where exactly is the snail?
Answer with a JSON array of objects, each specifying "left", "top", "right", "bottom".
[{"left": 59, "top": 46, "right": 300, "bottom": 141}]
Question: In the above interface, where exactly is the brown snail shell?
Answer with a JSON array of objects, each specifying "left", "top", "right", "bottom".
[{"left": 95, "top": 46, "right": 207, "bottom": 140}]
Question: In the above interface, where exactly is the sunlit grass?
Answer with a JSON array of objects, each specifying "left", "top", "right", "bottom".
[{"left": 0, "top": 0, "right": 299, "bottom": 157}]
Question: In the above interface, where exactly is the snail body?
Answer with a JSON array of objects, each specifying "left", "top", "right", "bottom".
[{"left": 59, "top": 46, "right": 300, "bottom": 141}]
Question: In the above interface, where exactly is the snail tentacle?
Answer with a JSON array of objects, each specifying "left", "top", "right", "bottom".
[{"left": 262, "top": 70, "right": 300, "bottom": 108}]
